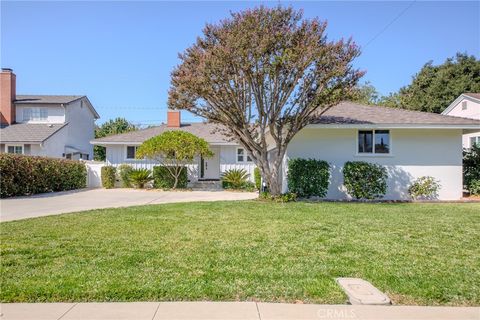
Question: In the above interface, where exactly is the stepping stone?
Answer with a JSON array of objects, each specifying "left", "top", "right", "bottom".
[{"left": 336, "top": 277, "right": 391, "bottom": 305}]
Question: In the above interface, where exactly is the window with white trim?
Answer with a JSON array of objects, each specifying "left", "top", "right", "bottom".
[
  {"left": 6, "top": 145, "right": 23, "bottom": 154},
  {"left": 358, "top": 130, "right": 390, "bottom": 154},
  {"left": 23, "top": 108, "right": 48, "bottom": 121},
  {"left": 126, "top": 146, "right": 138, "bottom": 159},
  {"left": 470, "top": 136, "right": 480, "bottom": 148},
  {"left": 236, "top": 147, "right": 253, "bottom": 163}
]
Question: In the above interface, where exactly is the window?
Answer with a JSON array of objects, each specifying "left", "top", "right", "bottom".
[
  {"left": 462, "top": 101, "right": 468, "bottom": 110},
  {"left": 236, "top": 148, "right": 252, "bottom": 163},
  {"left": 6, "top": 145, "right": 23, "bottom": 154},
  {"left": 23, "top": 108, "right": 48, "bottom": 121},
  {"left": 358, "top": 130, "right": 390, "bottom": 154},
  {"left": 126, "top": 146, "right": 138, "bottom": 159},
  {"left": 470, "top": 136, "right": 480, "bottom": 148}
]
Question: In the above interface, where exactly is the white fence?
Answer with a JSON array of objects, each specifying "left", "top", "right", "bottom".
[{"left": 85, "top": 161, "right": 104, "bottom": 188}]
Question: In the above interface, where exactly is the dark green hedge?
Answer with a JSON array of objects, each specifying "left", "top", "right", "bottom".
[
  {"left": 343, "top": 161, "right": 387, "bottom": 200},
  {"left": 254, "top": 167, "right": 261, "bottom": 190},
  {"left": 153, "top": 166, "right": 188, "bottom": 189},
  {"left": 287, "top": 158, "right": 330, "bottom": 198},
  {"left": 0, "top": 153, "right": 86, "bottom": 198},
  {"left": 101, "top": 166, "right": 116, "bottom": 189}
]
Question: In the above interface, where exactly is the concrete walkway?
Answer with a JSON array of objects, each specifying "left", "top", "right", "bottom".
[
  {"left": 0, "top": 302, "right": 478, "bottom": 320},
  {"left": 0, "top": 188, "right": 257, "bottom": 222}
]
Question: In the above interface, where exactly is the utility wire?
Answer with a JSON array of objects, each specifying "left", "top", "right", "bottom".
[{"left": 364, "top": 0, "right": 417, "bottom": 49}]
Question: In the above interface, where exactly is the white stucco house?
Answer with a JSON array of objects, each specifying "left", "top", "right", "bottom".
[
  {"left": 441, "top": 93, "right": 480, "bottom": 149},
  {"left": 0, "top": 68, "right": 100, "bottom": 159},
  {"left": 92, "top": 103, "right": 480, "bottom": 200}
]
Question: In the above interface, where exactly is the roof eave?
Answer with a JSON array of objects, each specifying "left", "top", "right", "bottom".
[{"left": 306, "top": 123, "right": 480, "bottom": 129}]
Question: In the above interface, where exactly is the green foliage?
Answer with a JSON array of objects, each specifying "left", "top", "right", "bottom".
[
  {"left": 468, "top": 180, "right": 480, "bottom": 196},
  {"left": 408, "top": 176, "right": 441, "bottom": 200},
  {"left": 117, "top": 164, "right": 133, "bottom": 188},
  {"left": 0, "top": 154, "right": 86, "bottom": 198},
  {"left": 259, "top": 192, "right": 297, "bottom": 203},
  {"left": 350, "top": 81, "right": 380, "bottom": 105},
  {"left": 221, "top": 169, "right": 250, "bottom": 190},
  {"left": 128, "top": 168, "right": 152, "bottom": 189},
  {"left": 379, "top": 53, "right": 480, "bottom": 113},
  {"left": 137, "top": 131, "right": 212, "bottom": 189},
  {"left": 101, "top": 166, "right": 116, "bottom": 189},
  {"left": 94, "top": 118, "right": 137, "bottom": 161},
  {"left": 153, "top": 166, "right": 188, "bottom": 189},
  {"left": 287, "top": 158, "right": 330, "bottom": 198},
  {"left": 254, "top": 167, "right": 262, "bottom": 190},
  {"left": 464, "top": 145, "right": 480, "bottom": 192},
  {"left": 343, "top": 161, "right": 388, "bottom": 200}
]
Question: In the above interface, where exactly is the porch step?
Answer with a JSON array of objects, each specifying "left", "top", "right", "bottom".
[{"left": 190, "top": 180, "right": 223, "bottom": 191}]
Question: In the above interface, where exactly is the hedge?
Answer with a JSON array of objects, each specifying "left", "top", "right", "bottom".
[
  {"left": 153, "top": 166, "right": 188, "bottom": 189},
  {"left": 0, "top": 153, "right": 86, "bottom": 198},
  {"left": 287, "top": 158, "right": 330, "bottom": 198},
  {"left": 343, "top": 161, "right": 388, "bottom": 200},
  {"left": 254, "top": 167, "right": 262, "bottom": 190},
  {"left": 101, "top": 166, "right": 116, "bottom": 189}
]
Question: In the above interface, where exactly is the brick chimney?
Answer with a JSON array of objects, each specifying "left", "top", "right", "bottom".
[
  {"left": 1, "top": 68, "right": 16, "bottom": 125},
  {"left": 167, "top": 110, "right": 181, "bottom": 127}
]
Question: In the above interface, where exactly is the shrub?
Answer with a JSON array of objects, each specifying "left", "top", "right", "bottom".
[
  {"left": 153, "top": 166, "right": 188, "bottom": 189},
  {"left": 101, "top": 166, "right": 116, "bottom": 189},
  {"left": 117, "top": 164, "right": 133, "bottom": 187},
  {"left": 259, "top": 191, "right": 297, "bottom": 202},
  {"left": 464, "top": 145, "right": 480, "bottom": 193},
  {"left": 222, "top": 168, "right": 250, "bottom": 189},
  {"left": 343, "top": 161, "right": 387, "bottom": 200},
  {"left": 468, "top": 180, "right": 480, "bottom": 196},
  {"left": 287, "top": 158, "right": 330, "bottom": 198},
  {"left": 129, "top": 168, "right": 152, "bottom": 189},
  {"left": 254, "top": 167, "right": 262, "bottom": 190},
  {"left": 0, "top": 154, "right": 86, "bottom": 198},
  {"left": 408, "top": 176, "right": 441, "bottom": 200}
]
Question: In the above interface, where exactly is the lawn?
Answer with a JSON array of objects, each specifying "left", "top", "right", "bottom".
[{"left": 1, "top": 201, "right": 479, "bottom": 306}]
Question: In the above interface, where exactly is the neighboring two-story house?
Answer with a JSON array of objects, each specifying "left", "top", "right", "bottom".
[
  {"left": 442, "top": 93, "right": 480, "bottom": 149},
  {"left": 0, "top": 68, "right": 99, "bottom": 159}
]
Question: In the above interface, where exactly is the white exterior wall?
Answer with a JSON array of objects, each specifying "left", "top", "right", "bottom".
[
  {"left": 15, "top": 105, "right": 65, "bottom": 123},
  {"left": 443, "top": 97, "right": 480, "bottom": 149},
  {"left": 65, "top": 99, "right": 96, "bottom": 159},
  {"left": 284, "top": 128, "right": 463, "bottom": 200}
]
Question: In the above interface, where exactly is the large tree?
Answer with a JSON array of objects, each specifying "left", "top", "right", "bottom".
[
  {"left": 168, "top": 6, "right": 363, "bottom": 195},
  {"left": 379, "top": 53, "right": 480, "bottom": 113},
  {"left": 94, "top": 118, "right": 137, "bottom": 161}
]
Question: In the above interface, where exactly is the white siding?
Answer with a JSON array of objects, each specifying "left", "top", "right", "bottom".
[
  {"left": 284, "top": 128, "right": 463, "bottom": 200},
  {"left": 15, "top": 105, "right": 65, "bottom": 123},
  {"left": 65, "top": 99, "right": 96, "bottom": 159},
  {"left": 219, "top": 145, "right": 255, "bottom": 181},
  {"left": 443, "top": 97, "right": 480, "bottom": 149}
]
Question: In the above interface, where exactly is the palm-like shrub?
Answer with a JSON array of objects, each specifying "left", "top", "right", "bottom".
[
  {"left": 222, "top": 169, "right": 250, "bottom": 189},
  {"left": 128, "top": 168, "right": 152, "bottom": 189}
]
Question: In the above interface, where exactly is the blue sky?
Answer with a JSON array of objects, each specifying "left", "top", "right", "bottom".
[{"left": 1, "top": 1, "right": 479, "bottom": 125}]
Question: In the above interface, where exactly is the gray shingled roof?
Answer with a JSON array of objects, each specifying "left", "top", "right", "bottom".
[
  {"left": 463, "top": 93, "right": 480, "bottom": 100},
  {"left": 312, "top": 101, "right": 480, "bottom": 125},
  {"left": 15, "top": 95, "right": 84, "bottom": 104},
  {"left": 0, "top": 123, "right": 67, "bottom": 143},
  {"left": 92, "top": 123, "right": 233, "bottom": 144}
]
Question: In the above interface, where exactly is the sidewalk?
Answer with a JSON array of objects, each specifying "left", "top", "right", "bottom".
[{"left": 1, "top": 302, "right": 479, "bottom": 320}]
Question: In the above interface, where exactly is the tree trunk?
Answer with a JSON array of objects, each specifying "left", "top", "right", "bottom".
[{"left": 259, "top": 154, "right": 283, "bottom": 196}]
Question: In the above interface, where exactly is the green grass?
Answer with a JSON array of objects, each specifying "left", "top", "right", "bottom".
[{"left": 1, "top": 201, "right": 479, "bottom": 306}]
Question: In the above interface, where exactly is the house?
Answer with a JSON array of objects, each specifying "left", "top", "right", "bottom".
[
  {"left": 92, "top": 103, "right": 480, "bottom": 200},
  {"left": 0, "top": 68, "right": 100, "bottom": 159},
  {"left": 441, "top": 93, "right": 480, "bottom": 149}
]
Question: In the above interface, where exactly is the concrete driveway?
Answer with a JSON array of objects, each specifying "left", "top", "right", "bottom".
[{"left": 0, "top": 188, "right": 258, "bottom": 222}]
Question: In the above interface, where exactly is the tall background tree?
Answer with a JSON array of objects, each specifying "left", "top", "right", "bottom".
[
  {"left": 168, "top": 6, "right": 363, "bottom": 195},
  {"left": 379, "top": 53, "right": 480, "bottom": 113},
  {"left": 94, "top": 118, "right": 137, "bottom": 161}
]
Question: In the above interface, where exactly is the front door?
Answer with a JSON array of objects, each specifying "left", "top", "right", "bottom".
[{"left": 200, "top": 147, "right": 220, "bottom": 180}]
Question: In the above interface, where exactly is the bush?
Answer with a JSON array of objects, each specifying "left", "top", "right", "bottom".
[
  {"left": 129, "top": 168, "right": 152, "bottom": 189},
  {"left": 343, "top": 161, "right": 387, "bottom": 200},
  {"left": 287, "top": 158, "right": 330, "bottom": 198},
  {"left": 254, "top": 167, "right": 262, "bottom": 191},
  {"left": 0, "top": 154, "right": 86, "bottom": 198},
  {"left": 117, "top": 164, "right": 133, "bottom": 188},
  {"left": 222, "top": 168, "right": 250, "bottom": 189},
  {"left": 468, "top": 180, "right": 480, "bottom": 196},
  {"left": 408, "top": 176, "right": 441, "bottom": 200},
  {"left": 464, "top": 145, "right": 480, "bottom": 192},
  {"left": 259, "top": 192, "right": 297, "bottom": 203},
  {"left": 101, "top": 166, "right": 116, "bottom": 189},
  {"left": 153, "top": 166, "right": 188, "bottom": 189}
]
